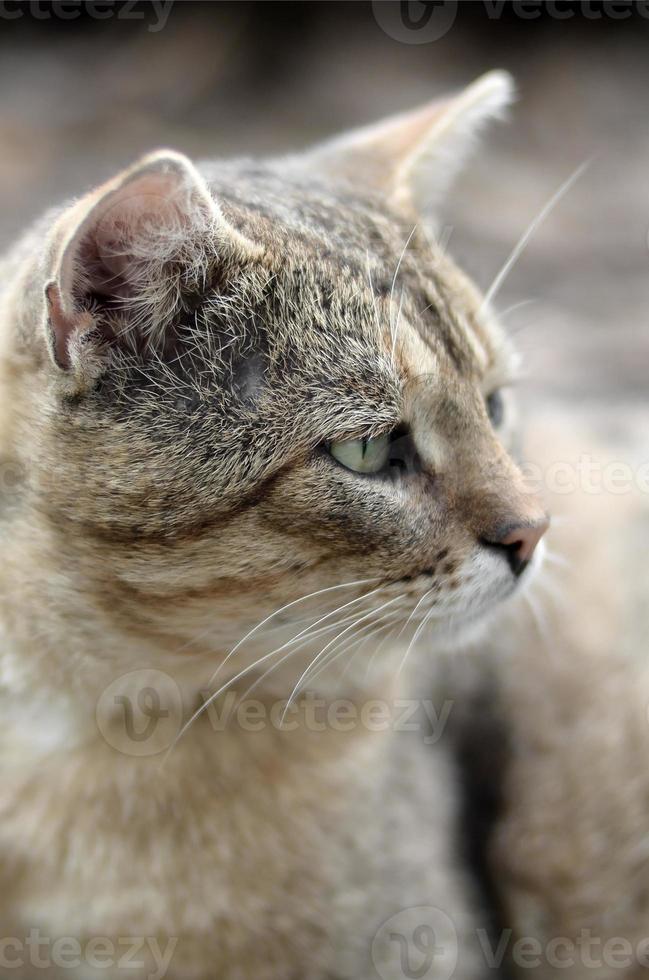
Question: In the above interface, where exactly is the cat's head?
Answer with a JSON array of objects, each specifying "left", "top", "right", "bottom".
[{"left": 2, "top": 71, "right": 548, "bottom": 682}]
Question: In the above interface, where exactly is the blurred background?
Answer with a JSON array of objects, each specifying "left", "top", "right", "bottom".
[{"left": 0, "top": 1, "right": 647, "bottom": 453}]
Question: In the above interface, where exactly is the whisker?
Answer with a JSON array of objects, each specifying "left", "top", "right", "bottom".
[
  {"left": 281, "top": 594, "right": 406, "bottom": 724},
  {"left": 481, "top": 160, "right": 591, "bottom": 311},
  {"left": 232, "top": 608, "right": 383, "bottom": 707},
  {"left": 389, "top": 224, "right": 417, "bottom": 355},
  {"left": 280, "top": 602, "right": 402, "bottom": 718},
  {"left": 395, "top": 587, "right": 437, "bottom": 643},
  {"left": 543, "top": 549, "right": 571, "bottom": 569},
  {"left": 316, "top": 611, "right": 398, "bottom": 676},
  {"left": 361, "top": 617, "right": 404, "bottom": 682},
  {"left": 522, "top": 590, "right": 555, "bottom": 655},
  {"left": 207, "top": 577, "right": 378, "bottom": 687},
  {"left": 366, "top": 252, "right": 383, "bottom": 340},
  {"left": 162, "top": 584, "right": 383, "bottom": 763},
  {"left": 498, "top": 298, "right": 537, "bottom": 321},
  {"left": 364, "top": 618, "right": 397, "bottom": 681},
  {"left": 311, "top": 614, "right": 401, "bottom": 688},
  {"left": 337, "top": 615, "right": 400, "bottom": 678},
  {"left": 396, "top": 603, "right": 438, "bottom": 681},
  {"left": 390, "top": 289, "right": 405, "bottom": 366}
]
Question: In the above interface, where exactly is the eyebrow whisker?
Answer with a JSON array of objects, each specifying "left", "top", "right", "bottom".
[{"left": 480, "top": 160, "right": 591, "bottom": 312}]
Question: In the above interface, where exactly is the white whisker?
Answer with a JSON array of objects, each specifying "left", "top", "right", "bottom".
[
  {"left": 207, "top": 577, "right": 378, "bottom": 687},
  {"left": 366, "top": 252, "right": 383, "bottom": 340},
  {"left": 543, "top": 549, "right": 571, "bottom": 569},
  {"left": 361, "top": 617, "right": 403, "bottom": 681},
  {"left": 498, "top": 298, "right": 537, "bottom": 323},
  {"left": 395, "top": 587, "right": 437, "bottom": 642},
  {"left": 162, "top": 584, "right": 383, "bottom": 763},
  {"left": 233, "top": 608, "right": 382, "bottom": 706},
  {"left": 281, "top": 594, "right": 406, "bottom": 724},
  {"left": 313, "top": 613, "right": 401, "bottom": 687},
  {"left": 389, "top": 224, "right": 417, "bottom": 355},
  {"left": 396, "top": 602, "right": 438, "bottom": 681},
  {"left": 391, "top": 289, "right": 405, "bottom": 365},
  {"left": 523, "top": 590, "right": 554, "bottom": 654},
  {"left": 481, "top": 160, "right": 591, "bottom": 311}
]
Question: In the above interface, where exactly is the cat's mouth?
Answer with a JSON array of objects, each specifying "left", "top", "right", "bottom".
[
  {"left": 397, "top": 529, "right": 546, "bottom": 590},
  {"left": 382, "top": 538, "right": 547, "bottom": 638}
]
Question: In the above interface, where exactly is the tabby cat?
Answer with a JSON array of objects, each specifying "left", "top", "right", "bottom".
[{"left": 1, "top": 70, "right": 648, "bottom": 980}]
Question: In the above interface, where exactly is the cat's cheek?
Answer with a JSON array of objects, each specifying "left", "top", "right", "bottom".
[{"left": 258, "top": 461, "right": 436, "bottom": 573}]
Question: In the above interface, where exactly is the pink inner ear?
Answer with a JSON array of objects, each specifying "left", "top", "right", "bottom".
[
  {"left": 59, "top": 167, "right": 201, "bottom": 307},
  {"left": 47, "top": 152, "right": 224, "bottom": 372},
  {"left": 92, "top": 194, "right": 181, "bottom": 294},
  {"left": 81, "top": 173, "right": 193, "bottom": 298}
]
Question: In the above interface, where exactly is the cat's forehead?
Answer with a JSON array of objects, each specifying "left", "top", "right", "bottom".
[
  {"left": 209, "top": 162, "right": 417, "bottom": 267},
  {"left": 203, "top": 161, "right": 503, "bottom": 382}
]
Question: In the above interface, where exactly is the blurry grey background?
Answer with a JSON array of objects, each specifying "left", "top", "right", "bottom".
[{"left": 0, "top": 1, "right": 647, "bottom": 450}]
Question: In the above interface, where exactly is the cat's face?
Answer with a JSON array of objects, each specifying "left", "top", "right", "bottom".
[{"left": 2, "top": 72, "right": 547, "bottom": 678}]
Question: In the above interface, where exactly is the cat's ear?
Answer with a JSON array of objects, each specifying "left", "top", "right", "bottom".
[
  {"left": 311, "top": 70, "right": 514, "bottom": 215},
  {"left": 45, "top": 150, "right": 256, "bottom": 374}
]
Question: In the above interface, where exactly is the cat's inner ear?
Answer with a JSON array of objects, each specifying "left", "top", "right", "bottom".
[
  {"left": 45, "top": 150, "right": 251, "bottom": 372},
  {"left": 311, "top": 70, "right": 514, "bottom": 216}
]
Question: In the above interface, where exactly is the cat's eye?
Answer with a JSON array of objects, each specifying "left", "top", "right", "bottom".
[
  {"left": 486, "top": 389, "right": 505, "bottom": 428},
  {"left": 328, "top": 434, "right": 391, "bottom": 474}
]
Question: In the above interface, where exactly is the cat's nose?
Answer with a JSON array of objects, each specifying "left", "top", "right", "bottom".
[{"left": 482, "top": 518, "right": 549, "bottom": 577}]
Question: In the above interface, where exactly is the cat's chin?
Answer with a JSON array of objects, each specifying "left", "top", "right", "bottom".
[
  {"left": 433, "top": 604, "right": 507, "bottom": 652},
  {"left": 423, "top": 549, "right": 546, "bottom": 653}
]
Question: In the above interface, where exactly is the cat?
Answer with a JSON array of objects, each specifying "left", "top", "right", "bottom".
[{"left": 1, "top": 68, "right": 647, "bottom": 980}]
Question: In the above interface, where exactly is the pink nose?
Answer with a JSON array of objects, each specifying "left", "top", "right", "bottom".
[{"left": 487, "top": 519, "right": 549, "bottom": 577}]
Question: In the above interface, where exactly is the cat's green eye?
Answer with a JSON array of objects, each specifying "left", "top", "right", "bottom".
[
  {"left": 328, "top": 434, "right": 391, "bottom": 474},
  {"left": 486, "top": 389, "right": 505, "bottom": 428}
]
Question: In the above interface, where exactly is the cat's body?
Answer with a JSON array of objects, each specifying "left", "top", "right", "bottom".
[
  {"left": 0, "top": 677, "right": 485, "bottom": 979},
  {"left": 1, "top": 71, "right": 648, "bottom": 980},
  {"left": 0, "top": 141, "right": 495, "bottom": 980}
]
